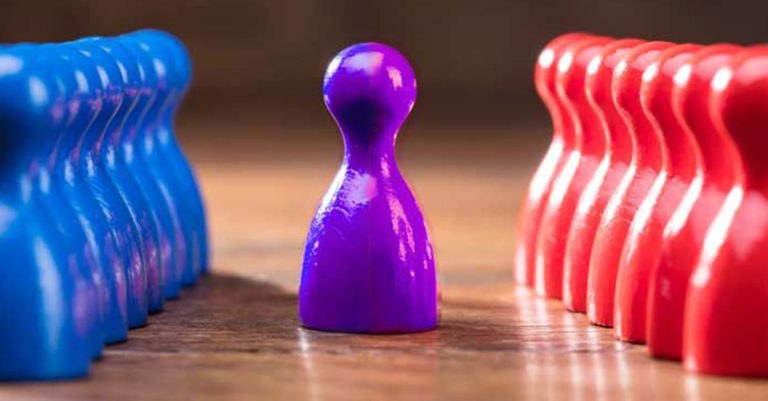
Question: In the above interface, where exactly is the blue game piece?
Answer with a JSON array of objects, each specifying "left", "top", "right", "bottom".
[
  {"left": 137, "top": 29, "right": 209, "bottom": 275},
  {"left": 51, "top": 43, "right": 130, "bottom": 344},
  {"left": 97, "top": 39, "right": 166, "bottom": 313},
  {"left": 299, "top": 43, "right": 438, "bottom": 333},
  {"left": 34, "top": 44, "right": 106, "bottom": 358},
  {"left": 0, "top": 30, "right": 204, "bottom": 380},
  {"left": 0, "top": 45, "right": 96, "bottom": 380},
  {"left": 117, "top": 36, "right": 186, "bottom": 297},
  {"left": 124, "top": 31, "right": 202, "bottom": 286},
  {"left": 71, "top": 38, "right": 149, "bottom": 329}
]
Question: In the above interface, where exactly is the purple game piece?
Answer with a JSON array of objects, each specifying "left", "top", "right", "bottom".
[{"left": 299, "top": 43, "right": 438, "bottom": 333}]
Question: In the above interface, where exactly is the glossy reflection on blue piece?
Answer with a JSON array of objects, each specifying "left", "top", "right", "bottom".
[
  {"left": 98, "top": 39, "right": 165, "bottom": 313},
  {"left": 125, "top": 31, "right": 202, "bottom": 285},
  {"left": 0, "top": 30, "right": 205, "bottom": 381},
  {"left": 57, "top": 43, "right": 130, "bottom": 344},
  {"left": 118, "top": 37, "right": 185, "bottom": 299},
  {"left": 73, "top": 38, "right": 149, "bottom": 329},
  {"left": 0, "top": 46, "right": 95, "bottom": 380},
  {"left": 36, "top": 44, "right": 106, "bottom": 359},
  {"left": 135, "top": 29, "right": 209, "bottom": 275}
]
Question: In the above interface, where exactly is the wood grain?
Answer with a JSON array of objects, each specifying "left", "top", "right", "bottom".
[{"left": 1, "top": 123, "right": 766, "bottom": 400}]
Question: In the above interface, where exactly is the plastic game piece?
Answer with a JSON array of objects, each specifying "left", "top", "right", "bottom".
[
  {"left": 119, "top": 36, "right": 186, "bottom": 298},
  {"left": 35, "top": 44, "right": 107, "bottom": 358},
  {"left": 116, "top": 37, "right": 178, "bottom": 300},
  {"left": 98, "top": 39, "right": 166, "bottom": 313},
  {"left": 518, "top": 32, "right": 768, "bottom": 377},
  {"left": 55, "top": 44, "right": 131, "bottom": 344},
  {"left": 534, "top": 35, "right": 610, "bottom": 299},
  {"left": 135, "top": 29, "right": 208, "bottom": 276},
  {"left": 514, "top": 33, "right": 591, "bottom": 287},
  {"left": 125, "top": 30, "right": 205, "bottom": 284},
  {"left": 563, "top": 39, "right": 643, "bottom": 312},
  {"left": 0, "top": 46, "right": 95, "bottom": 380},
  {"left": 612, "top": 44, "right": 703, "bottom": 343},
  {"left": 123, "top": 33, "right": 193, "bottom": 287},
  {"left": 587, "top": 41, "right": 674, "bottom": 327},
  {"left": 299, "top": 43, "right": 437, "bottom": 333},
  {"left": 683, "top": 46, "right": 768, "bottom": 377},
  {"left": 73, "top": 38, "right": 149, "bottom": 329},
  {"left": 645, "top": 45, "right": 741, "bottom": 359},
  {"left": 0, "top": 30, "right": 202, "bottom": 380}
]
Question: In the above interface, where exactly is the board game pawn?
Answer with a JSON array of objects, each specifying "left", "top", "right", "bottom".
[
  {"left": 36, "top": 45, "right": 106, "bottom": 358},
  {"left": 132, "top": 29, "right": 209, "bottom": 278},
  {"left": 122, "top": 31, "right": 201, "bottom": 287},
  {"left": 587, "top": 42, "right": 673, "bottom": 327},
  {"left": 118, "top": 36, "right": 185, "bottom": 299},
  {"left": 562, "top": 38, "right": 642, "bottom": 313},
  {"left": 683, "top": 46, "right": 768, "bottom": 377},
  {"left": 613, "top": 44, "right": 702, "bottom": 343},
  {"left": 514, "top": 33, "right": 591, "bottom": 287},
  {"left": 646, "top": 44, "right": 741, "bottom": 359},
  {"left": 73, "top": 38, "right": 149, "bottom": 329},
  {"left": 55, "top": 43, "right": 130, "bottom": 344},
  {"left": 0, "top": 46, "right": 95, "bottom": 380},
  {"left": 534, "top": 35, "right": 610, "bottom": 300},
  {"left": 97, "top": 39, "right": 165, "bottom": 314},
  {"left": 299, "top": 43, "right": 437, "bottom": 333}
]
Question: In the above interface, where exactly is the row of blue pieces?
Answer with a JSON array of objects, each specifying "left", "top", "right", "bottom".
[{"left": 0, "top": 29, "right": 208, "bottom": 381}]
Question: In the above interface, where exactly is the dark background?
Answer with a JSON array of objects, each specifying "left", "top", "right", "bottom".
[{"left": 1, "top": 0, "right": 767, "bottom": 134}]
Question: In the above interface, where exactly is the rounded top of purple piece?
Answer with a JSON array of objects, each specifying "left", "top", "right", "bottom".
[{"left": 323, "top": 43, "right": 416, "bottom": 145}]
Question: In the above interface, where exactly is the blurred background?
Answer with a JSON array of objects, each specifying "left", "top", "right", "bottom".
[
  {"left": 1, "top": 0, "right": 766, "bottom": 282},
  {"left": 3, "top": 0, "right": 767, "bottom": 134}
]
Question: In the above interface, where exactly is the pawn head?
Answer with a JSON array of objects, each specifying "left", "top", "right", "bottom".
[
  {"left": 323, "top": 43, "right": 416, "bottom": 144},
  {"left": 132, "top": 29, "right": 193, "bottom": 94},
  {"left": 711, "top": 47, "right": 768, "bottom": 178}
]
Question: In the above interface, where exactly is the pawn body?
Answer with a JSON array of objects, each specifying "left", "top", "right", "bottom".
[
  {"left": 75, "top": 39, "right": 149, "bottom": 329},
  {"left": 684, "top": 47, "right": 768, "bottom": 377},
  {"left": 0, "top": 206, "right": 93, "bottom": 380},
  {"left": 562, "top": 39, "right": 641, "bottom": 312},
  {"left": 54, "top": 44, "right": 130, "bottom": 344},
  {"left": 613, "top": 44, "right": 702, "bottom": 343},
  {"left": 587, "top": 42, "right": 673, "bottom": 327},
  {"left": 299, "top": 43, "right": 436, "bottom": 333},
  {"left": 514, "top": 33, "right": 590, "bottom": 287},
  {"left": 646, "top": 45, "right": 740, "bottom": 359},
  {"left": 99, "top": 39, "right": 165, "bottom": 313},
  {"left": 0, "top": 48, "right": 94, "bottom": 380},
  {"left": 34, "top": 46, "right": 106, "bottom": 358},
  {"left": 534, "top": 36, "right": 609, "bottom": 299},
  {"left": 132, "top": 29, "right": 208, "bottom": 279},
  {"left": 118, "top": 36, "right": 186, "bottom": 298}
]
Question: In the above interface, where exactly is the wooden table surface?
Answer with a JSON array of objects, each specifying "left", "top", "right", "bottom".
[{"left": 2, "top": 119, "right": 767, "bottom": 400}]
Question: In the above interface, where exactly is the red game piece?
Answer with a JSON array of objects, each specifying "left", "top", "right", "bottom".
[
  {"left": 563, "top": 39, "right": 643, "bottom": 312},
  {"left": 534, "top": 36, "right": 611, "bottom": 299},
  {"left": 613, "top": 44, "right": 703, "bottom": 343},
  {"left": 587, "top": 42, "right": 673, "bottom": 327},
  {"left": 514, "top": 33, "right": 591, "bottom": 286},
  {"left": 683, "top": 46, "right": 768, "bottom": 377},
  {"left": 646, "top": 44, "right": 740, "bottom": 359}
]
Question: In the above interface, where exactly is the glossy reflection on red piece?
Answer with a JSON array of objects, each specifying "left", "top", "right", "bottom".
[
  {"left": 587, "top": 42, "right": 674, "bottom": 327},
  {"left": 613, "top": 44, "right": 703, "bottom": 343},
  {"left": 563, "top": 39, "right": 642, "bottom": 312},
  {"left": 646, "top": 45, "right": 740, "bottom": 359},
  {"left": 514, "top": 33, "right": 592, "bottom": 287},
  {"left": 534, "top": 36, "right": 611, "bottom": 299},
  {"left": 684, "top": 46, "right": 768, "bottom": 377}
]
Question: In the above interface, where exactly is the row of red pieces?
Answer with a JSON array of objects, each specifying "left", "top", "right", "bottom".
[{"left": 514, "top": 33, "right": 768, "bottom": 377}]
